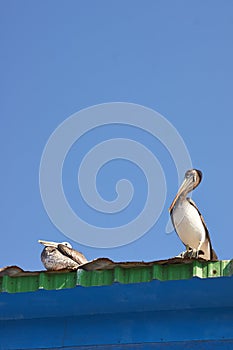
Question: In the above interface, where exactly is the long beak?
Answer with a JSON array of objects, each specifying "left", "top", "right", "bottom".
[
  {"left": 169, "top": 177, "right": 193, "bottom": 212},
  {"left": 38, "top": 239, "right": 59, "bottom": 248}
]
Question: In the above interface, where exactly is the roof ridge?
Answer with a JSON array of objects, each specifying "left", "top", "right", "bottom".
[{"left": 0, "top": 259, "right": 233, "bottom": 294}]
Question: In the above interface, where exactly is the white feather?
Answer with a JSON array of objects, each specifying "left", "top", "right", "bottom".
[{"left": 172, "top": 200, "right": 206, "bottom": 249}]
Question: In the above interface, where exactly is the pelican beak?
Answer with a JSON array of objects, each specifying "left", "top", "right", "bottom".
[
  {"left": 38, "top": 239, "right": 59, "bottom": 248},
  {"left": 169, "top": 176, "right": 193, "bottom": 212}
]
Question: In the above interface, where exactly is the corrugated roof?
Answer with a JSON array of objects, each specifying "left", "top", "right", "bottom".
[{"left": 0, "top": 258, "right": 232, "bottom": 293}]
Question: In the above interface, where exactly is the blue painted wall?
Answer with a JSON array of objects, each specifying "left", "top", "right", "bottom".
[{"left": 1, "top": 277, "right": 233, "bottom": 349}]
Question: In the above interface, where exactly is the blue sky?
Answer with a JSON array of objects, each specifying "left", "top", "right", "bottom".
[{"left": 1, "top": 1, "right": 233, "bottom": 270}]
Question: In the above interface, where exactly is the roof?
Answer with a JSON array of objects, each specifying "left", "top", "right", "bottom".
[
  {"left": 0, "top": 257, "right": 232, "bottom": 293},
  {"left": 1, "top": 258, "right": 233, "bottom": 349}
]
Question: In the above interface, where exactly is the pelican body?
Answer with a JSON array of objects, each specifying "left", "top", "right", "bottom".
[
  {"left": 38, "top": 240, "right": 88, "bottom": 270},
  {"left": 169, "top": 169, "right": 217, "bottom": 261}
]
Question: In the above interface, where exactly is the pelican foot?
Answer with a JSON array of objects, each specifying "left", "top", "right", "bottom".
[
  {"left": 190, "top": 249, "right": 205, "bottom": 259},
  {"left": 177, "top": 248, "right": 193, "bottom": 259},
  {"left": 190, "top": 249, "right": 198, "bottom": 258}
]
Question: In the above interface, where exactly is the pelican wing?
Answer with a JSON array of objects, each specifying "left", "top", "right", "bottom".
[
  {"left": 187, "top": 198, "right": 218, "bottom": 261},
  {"left": 57, "top": 244, "right": 88, "bottom": 265}
]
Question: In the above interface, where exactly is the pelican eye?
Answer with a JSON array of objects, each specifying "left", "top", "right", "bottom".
[{"left": 61, "top": 242, "right": 72, "bottom": 248}]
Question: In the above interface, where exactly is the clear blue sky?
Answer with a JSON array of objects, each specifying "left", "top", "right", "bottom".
[{"left": 1, "top": 1, "right": 233, "bottom": 270}]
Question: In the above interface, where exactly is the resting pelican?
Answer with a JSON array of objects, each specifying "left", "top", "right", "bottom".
[
  {"left": 38, "top": 240, "right": 88, "bottom": 270},
  {"left": 169, "top": 169, "right": 217, "bottom": 261}
]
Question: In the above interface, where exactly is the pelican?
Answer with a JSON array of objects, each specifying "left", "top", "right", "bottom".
[
  {"left": 169, "top": 169, "right": 217, "bottom": 261},
  {"left": 38, "top": 240, "right": 88, "bottom": 270}
]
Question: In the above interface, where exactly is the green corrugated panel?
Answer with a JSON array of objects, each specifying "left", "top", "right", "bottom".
[
  {"left": 193, "top": 260, "right": 207, "bottom": 278},
  {"left": 1, "top": 275, "right": 39, "bottom": 293},
  {"left": 162, "top": 263, "right": 193, "bottom": 281},
  {"left": 152, "top": 264, "right": 163, "bottom": 280},
  {"left": 39, "top": 271, "right": 77, "bottom": 290},
  {"left": 222, "top": 260, "right": 233, "bottom": 276},
  {"left": 76, "top": 269, "right": 114, "bottom": 287},
  {"left": 207, "top": 261, "right": 222, "bottom": 278},
  {"left": 1, "top": 260, "right": 233, "bottom": 293},
  {"left": 192, "top": 260, "right": 233, "bottom": 278},
  {"left": 114, "top": 266, "right": 153, "bottom": 284}
]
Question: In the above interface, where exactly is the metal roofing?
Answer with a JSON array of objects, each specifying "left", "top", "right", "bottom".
[{"left": 0, "top": 258, "right": 232, "bottom": 293}]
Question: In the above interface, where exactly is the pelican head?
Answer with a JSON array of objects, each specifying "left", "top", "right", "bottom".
[
  {"left": 38, "top": 240, "right": 72, "bottom": 249},
  {"left": 169, "top": 169, "right": 202, "bottom": 212}
]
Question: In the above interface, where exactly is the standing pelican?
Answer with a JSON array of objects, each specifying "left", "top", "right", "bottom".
[
  {"left": 169, "top": 169, "right": 217, "bottom": 261},
  {"left": 38, "top": 240, "right": 88, "bottom": 270}
]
